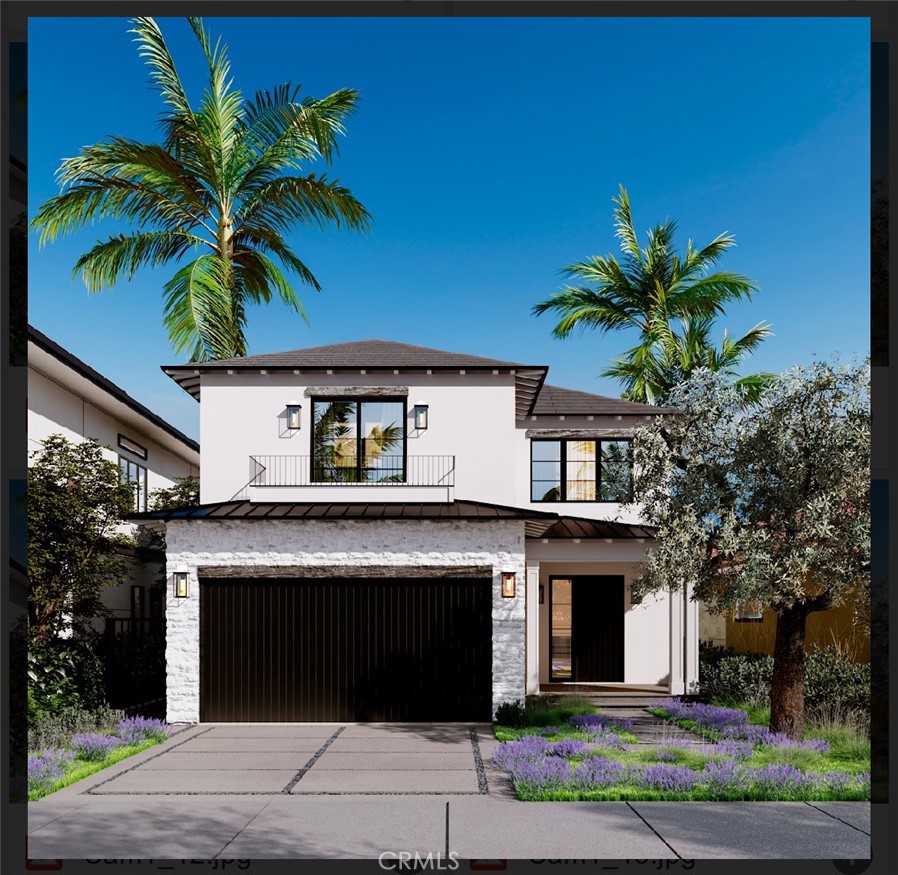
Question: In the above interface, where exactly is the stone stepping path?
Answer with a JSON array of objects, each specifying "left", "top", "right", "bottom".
[{"left": 601, "top": 706, "right": 702, "bottom": 748}]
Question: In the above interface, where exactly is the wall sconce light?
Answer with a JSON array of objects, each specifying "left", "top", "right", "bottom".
[
  {"left": 501, "top": 570, "right": 517, "bottom": 598},
  {"left": 539, "top": 584, "right": 545, "bottom": 604},
  {"left": 173, "top": 568, "right": 189, "bottom": 599},
  {"left": 286, "top": 402, "right": 302, "bottom": 430},
  {"left": 413, "top": 403, "right": 429, "bottom": 430}
]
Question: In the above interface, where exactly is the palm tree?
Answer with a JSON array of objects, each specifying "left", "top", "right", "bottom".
[
  {"left": 606, "top": 315, "right": 774, "bottom": 406},
  {"left": 533, "top": 185, "right": 771, "bottom": 405},
  {"left": 31, "top": 17, "right": 371, "bottom": 361}
]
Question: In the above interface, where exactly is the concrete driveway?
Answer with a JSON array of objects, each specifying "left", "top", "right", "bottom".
[
  {"left": 83, "top": 723, "right": 495, "bottom": 795},
  {"left": 27, "top": 723, "right": 873, "bottom": 860}
]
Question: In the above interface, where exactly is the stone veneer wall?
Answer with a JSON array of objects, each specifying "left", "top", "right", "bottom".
[{"left": 165, "top": 518, "right": 526, "bottom": 723}]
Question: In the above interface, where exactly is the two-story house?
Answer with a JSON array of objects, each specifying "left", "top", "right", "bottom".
[
  {"left": 136, "top": 340, "right": 700, "bottom": 724},
  {"left": 28, "top": 325, "right": 200, "bottom": 628}
]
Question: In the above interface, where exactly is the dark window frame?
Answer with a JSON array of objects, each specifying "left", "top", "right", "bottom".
[
  {"left": 119, "top": 455, "right": 148, "bottom": 512},
  {"left": 310, "top": 396, "right": 408, "bottom": 483},
  {"left": 131, "top": 585, "right": 145, "bottom": 620},
  {"left": 530, "top": 438, "right": 634, "bottom": 503},
  {"left": 734, "top": 603, "right": 764, "bottom": 623},
  {"left": 117, "top": 433, "right": 148, "bottom": 460}
]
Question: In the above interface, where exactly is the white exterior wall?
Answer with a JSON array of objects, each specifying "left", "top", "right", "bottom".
[
  {"left": 199, "top": 372, "right": 519, "bottom": 504},
  {"left": 164, "top": 519, "right": 526, "bottom": 723},
  {"left": 199, "top": 371, "right": 653, "bottom": 526},
  {"left": 28, "top": 367, "right": 198, "bottom": 493},
  {"left": 525, "top": 540, "right": 670, "bottom": 688}
]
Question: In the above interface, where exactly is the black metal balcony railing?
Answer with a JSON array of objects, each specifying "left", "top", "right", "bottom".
[{"left": 248, "top": 455, "right": 455, "bottom": 488}]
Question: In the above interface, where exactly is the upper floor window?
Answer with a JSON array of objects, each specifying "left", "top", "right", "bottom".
[
  {"left": 531, "top": 439, "right": 633, "bottom": 503},
  {"left": 119, "top": 456, "right": 148, "bottom": 511},
  {"left": 117, "top": 433, "right": 148, "bottom": 460},
  {"left": 311, "top": 398, "right": 406, "bottom": 483}
]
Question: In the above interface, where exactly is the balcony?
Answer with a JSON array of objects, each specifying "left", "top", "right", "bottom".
[{"left": 239, "top": 455, "right": 456, "bottom": 503}]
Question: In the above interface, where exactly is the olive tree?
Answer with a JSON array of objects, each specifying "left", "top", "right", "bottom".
[{"left": 630, "top": 362, "right": 870, "bottom": 738}]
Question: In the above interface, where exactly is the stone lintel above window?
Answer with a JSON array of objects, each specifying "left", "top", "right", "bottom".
[
  {"left": 525, "top": 428, "right": 632, "bottom": 439},
  {"left": 303, "top": 386, "right": 409, "bottom": 398}
]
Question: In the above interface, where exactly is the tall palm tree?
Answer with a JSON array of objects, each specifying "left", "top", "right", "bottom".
[
  {"left": 606, "top": 316, "right": 774, "bottom": 406},
  {"left": 31, "top": 17, "right": 371, "bottom": 361},
  {"left": 533, "top": 185, "right": 771, "bottom": 404}
]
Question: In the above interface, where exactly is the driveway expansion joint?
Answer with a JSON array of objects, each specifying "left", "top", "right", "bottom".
[
  {"left": 83, "top": 726, "right": 215, "bottom": 795},
  {"left": 281, "top": 726, "right": 345, "bottom": 794},
  {"left": 468, "top": 728, "right": 490, "bottom": 794}
]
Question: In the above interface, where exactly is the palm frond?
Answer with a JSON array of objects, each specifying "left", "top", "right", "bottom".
[
  {"left": 237, "top": 174, "right": 371, "bottom": 232},
  {"left": 161, "top": 254, "right": 239, "bottom": 360},
  {"left": 74, "top": 229, "right": 203, "bottom": 291}
]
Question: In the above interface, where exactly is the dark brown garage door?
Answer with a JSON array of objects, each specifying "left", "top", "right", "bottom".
[{"left": 200, "top": 578, "right": 493, "bottom": 722}]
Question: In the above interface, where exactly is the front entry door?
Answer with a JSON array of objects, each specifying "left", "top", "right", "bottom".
[{"left": 549, "top": 576, "right": 624, "bottom": 682}]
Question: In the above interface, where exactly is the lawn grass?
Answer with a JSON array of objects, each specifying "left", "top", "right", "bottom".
[{"left": 28, "top": 738, "right": 161, "bottom": 801}]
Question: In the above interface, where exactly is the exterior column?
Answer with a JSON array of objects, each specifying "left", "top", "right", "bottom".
[
  {"left": 525, "top": 564, "right": 540, "bottom": 695},
  {"left": 668, "top": 584, "right": 686, "bottom": 695},
  {"left": 684, "top": 581, "right": 700, "bottom": 692}
]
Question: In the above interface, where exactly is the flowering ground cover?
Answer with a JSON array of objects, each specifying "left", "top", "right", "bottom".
[
  {"left": 28, "top": 717, "right": 170, "bottom": 800},
  {"left": 491, "top": 705, "right": 869, "bottom": 802}
]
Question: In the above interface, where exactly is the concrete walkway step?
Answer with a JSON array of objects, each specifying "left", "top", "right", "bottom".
[{"left": 601, "top": 708, "right": 701, "bottom": 748}]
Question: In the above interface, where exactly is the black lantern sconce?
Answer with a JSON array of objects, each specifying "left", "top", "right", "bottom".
[
  {"left": 413, "top": 403, "right": 429, "bottom": 430},
  {"left": 286, "top": 402, "right": 302, "bottom": 430},
  {"left": 501, "top": 570, "right": 517, "bottom": 598},
  {"left": 173, "top": 568, "right": 189, "bottom": 599}
]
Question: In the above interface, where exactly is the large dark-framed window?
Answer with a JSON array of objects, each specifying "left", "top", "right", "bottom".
[
  {"left": 531, "top": 439, "right": 633, "bottom": 503},
  {"left": 119, "top": 456, "right": 148, "bottom": 511},
  {"left": 311, "top": 397, "right": 407, "bottom": 483}
]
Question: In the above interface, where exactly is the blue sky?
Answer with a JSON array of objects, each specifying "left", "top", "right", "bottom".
[{"left": 28, "top": 16, "right": 870, "bottom": 441}]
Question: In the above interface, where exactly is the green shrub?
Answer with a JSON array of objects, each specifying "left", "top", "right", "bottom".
[
  {"left": 698, "top": 642, "right": 870, "bottom": 727},
  {"left": 28, "top": 635, "right": 108, "bottom": 720},
  {"left": 28, "top": 704, "right": 123, "bottom": 753},
  {"left": 495, "top": 700, "right": 526, "bottom": 728}
]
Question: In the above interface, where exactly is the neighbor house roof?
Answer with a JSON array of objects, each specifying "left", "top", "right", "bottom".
[
  {"left": 531, "top": 384, "right": 677, "bottom": 416},
  {"left": 163, "top": 339, "right": 548, "bottom": 418},
  {"left": 129, "top": 500, "right": 655, "bottom": 541},
  {"left": 29, "top": 325, "right": 200, "bottom": 455}
]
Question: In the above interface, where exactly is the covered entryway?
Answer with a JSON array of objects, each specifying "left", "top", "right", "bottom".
[
  {"left": 548, "top": 575, "right": 624, "bottom": 682},
  {"left": 200, "top": 577, "right": 493, "bottom": 722}
]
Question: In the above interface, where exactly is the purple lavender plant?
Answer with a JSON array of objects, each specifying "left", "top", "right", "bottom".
[
  {"left": 572, "top": 755, "right": 629, "bottom": 788},
  {"left": 28, "top": 748, "right": 75, "bottom": 793},
  {"left": 551, "top": 739, "right": 589, "bottom": 758},
  {"left": 72, "top": 733, "right": 124, "bottom": 761},
  {"left": 508, "top": 756, "right": 575, "bottom": 792},
  {"left": 653, "top": 747, "right": 684, "bottom": 762},
  {"left": 701, "top": 758, "right": 751, "bottom": 793},
  {"left": 117, "top": 716, "right": 170, "bottom": 744},
  {"left": 491, "top": 735, "right": 550, "bottom": 769},
  {"left": 712, "top": 738, "right": 754, "bottom": 760},
  {"left": 634, "top": 763, "right": 700, "bottom": 792},
  {"left": 748, "top": 763, "right": 819, "bottom": 795}
]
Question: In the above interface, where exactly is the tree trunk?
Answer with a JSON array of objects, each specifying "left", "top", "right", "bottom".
[{"left": 769, "top": 604, "right": 809, "bottom": 739}]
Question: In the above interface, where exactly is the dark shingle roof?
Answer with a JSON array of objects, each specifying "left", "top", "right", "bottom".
[
  {"left": 29, "top": 325, "right": 200, "bottom": 453},
  {"left": 531, "top": 384, "right": 676, "bottom": 416},
  {"left": 162, "top": 339, "right": 548, "bottom": 418},
  {"left": 169, "top": 339, "right": 532, "bottom": 371}
]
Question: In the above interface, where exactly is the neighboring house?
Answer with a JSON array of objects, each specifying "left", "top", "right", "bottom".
[
  {"left": 700, "top": 605, "right": 869, "bottom": 664},
  {"left": 28, "top": 325, "right": 200, "bottom": 630},
  {"left": 134, "top": 340, "right": 701, "bottom": 723}
]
